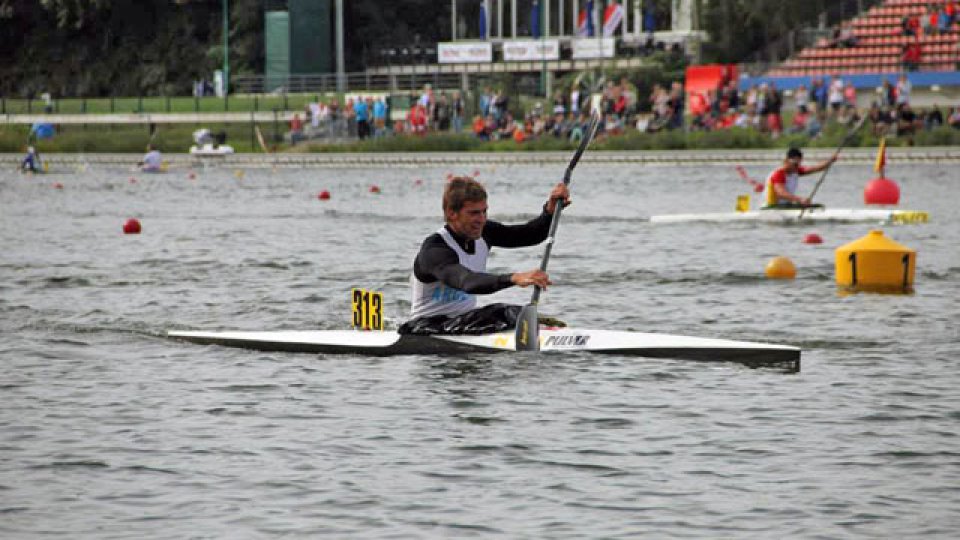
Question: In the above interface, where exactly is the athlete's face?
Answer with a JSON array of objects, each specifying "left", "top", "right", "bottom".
[{"left": 447, "top": 199, "right": 487, "bottom": 240}]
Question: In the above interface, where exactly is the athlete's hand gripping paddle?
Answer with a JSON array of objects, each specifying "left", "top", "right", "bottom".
[
  {"left": 515, "top": 111, "right": 601, "bottom": 351},
  {"left": 798, "top": 115, "right": 867, "bottom": 219}
]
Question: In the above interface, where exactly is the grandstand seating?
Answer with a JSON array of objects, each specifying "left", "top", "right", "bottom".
[{"left": 767, "top": 0, "right": 958, "bottom": 77}]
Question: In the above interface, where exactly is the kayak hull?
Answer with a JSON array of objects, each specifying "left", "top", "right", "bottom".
[
  {"left": 167, "top": 328, "right": 801, "bottom": 370},
  {"left": 649, "top": 207, "right": 928, "bottom": 225}
]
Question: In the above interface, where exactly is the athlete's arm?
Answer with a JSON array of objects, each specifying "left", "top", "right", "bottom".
[{"left": 413, "top": 236, "right": 513, "bottom": 294}]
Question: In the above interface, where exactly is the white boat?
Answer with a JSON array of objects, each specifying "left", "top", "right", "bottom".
[
  {"left": 189, "top": 143, "right": 235, "bottom": 156},
  {"left": 648, "top": 207, "right": 929, "bottom": 225},
  {"left": 167, "top": 328, "right": 801, "bottom": 370}
]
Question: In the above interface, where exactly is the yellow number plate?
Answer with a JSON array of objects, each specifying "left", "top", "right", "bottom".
[
  {"left": 892, "top": 211, "right": 929, "bottom": 224},
  {"left": 351, "top": 288, "right": 384, "bottom": 331}
]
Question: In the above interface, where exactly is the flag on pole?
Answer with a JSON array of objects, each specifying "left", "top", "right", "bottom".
[
  {"left": 874, "top": 137, "right": 887, "bottom": 175},
  {"left": 602, "top": 1, "right": 624, "bottom": 37},
  {"left": 531, "top": 0, "right": 541, "bottom": 39},
  {"left": 479, "top": 0, "right": 489, "bottom": 40},
  {"left": 577, "top": 0, "right": 596, "bottom": 37}
]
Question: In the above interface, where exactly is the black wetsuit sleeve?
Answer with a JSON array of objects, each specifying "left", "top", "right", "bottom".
[
  {"left": 413, "top": 234, "right": 514, "bottom": 294},
  {"left": 482, "top": 207, "right": 553, "bottom": 248}
]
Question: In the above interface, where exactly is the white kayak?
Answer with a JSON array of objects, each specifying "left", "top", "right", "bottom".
[
  {"left": 167, "top": 328, "right": 801, "bottom": 370},
  {"left": 189, "top": 143, "right": 235, "bottom": 156},
  {"left": 648, "top": 207, "right": 929, "bottom": 225}
]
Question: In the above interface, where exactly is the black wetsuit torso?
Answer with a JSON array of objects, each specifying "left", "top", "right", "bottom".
[{"left": 412, "top": 208, "right": 553, "bottom": 294}]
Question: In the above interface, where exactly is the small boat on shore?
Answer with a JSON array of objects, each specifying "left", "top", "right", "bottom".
[
  {"left": 189, "top": 143, "right": 234, "bottom": 157},
  {"left": 167, "top": 327, "right": 801, "bottom": 371}
]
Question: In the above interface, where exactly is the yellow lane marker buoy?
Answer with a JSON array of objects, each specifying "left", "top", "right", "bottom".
[
  {"left": 765, "top": 256, "right": 796, "bottom": 280},
  {"left": 835, "top": 230, "right": 915, "bottom": 294}
]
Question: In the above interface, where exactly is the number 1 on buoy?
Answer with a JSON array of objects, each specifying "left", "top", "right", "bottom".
[{"left": 351, "top": 288, "right": 383, "bottom": 331}]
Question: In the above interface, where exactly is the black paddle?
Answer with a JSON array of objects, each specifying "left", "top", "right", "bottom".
[
  {"left": 515, "top": 111, "right": 601, "bottom": 351},
  {"left": 798, "top": 114, "right": 867, "bottom": 219}
]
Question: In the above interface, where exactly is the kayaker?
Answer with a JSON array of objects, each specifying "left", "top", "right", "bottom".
[
  {"left": 403, "top": 176, "right": 569, "bottom": 330},
  {"left": 764, "top": 147, "right": 836, "bottom": 207},
  {"left": 138, "top": 144, "right": 163, "bottom": 172},
  {"left": 20, "top": 146, "right": 41, "bottom": 173}
]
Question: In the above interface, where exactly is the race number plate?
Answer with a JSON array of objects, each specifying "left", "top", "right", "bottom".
[{"left": 351, "top": 288, "right": 383, "bottom": 331}]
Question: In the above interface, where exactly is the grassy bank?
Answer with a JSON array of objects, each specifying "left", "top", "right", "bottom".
[{"left": 3, "top": 123, "right": 959, "bottom": 154}]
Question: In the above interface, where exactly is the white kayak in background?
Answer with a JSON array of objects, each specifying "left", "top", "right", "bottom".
[
  {"left": 167, "top": 328, "right": 801, "bottom": 371},
  {"left": 189, "top": 143, "right": 235, "bottom": 156},
  {"left": 648, "top": 207, "right": 929, "bottom": 225}
]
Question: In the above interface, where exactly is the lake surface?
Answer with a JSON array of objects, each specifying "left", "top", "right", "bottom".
[{"left": 2, "top": 156, "right": 958, "bottom": 538}]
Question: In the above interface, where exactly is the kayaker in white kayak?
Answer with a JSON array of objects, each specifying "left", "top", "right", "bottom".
[
  {"left": 403, "top": 176, "right": 569, "bottom": 332},
  {"left": 764, "top": 147, "right": 837, "bottom": 207}
]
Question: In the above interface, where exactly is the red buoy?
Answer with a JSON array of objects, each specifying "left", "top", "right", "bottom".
[
  {"left": 369, "top": 185, "right": 381, "bottom": 194},
  {"left": 472, "top": 169, "right": 481, "bottom": 177},
  {"left": 803, "top": 233, "right": 823, "bottom": 244},
  {"left": 864, "top": 177, "right": 900, "bottom": 205},
  {"left": 413, "top": 179, "right": 423, "bottom": 186},
  {"left": 52, "top": 182, "right": 64, "bottom": 190},
  {"left": 123, "top": 218, "right": 141, "bottom": 234},
  {"left": 129, "top": 177, "right": 138, "bottom": 184},
  {"left": 188, "top": 172, "right": 197, "bottom": 180},
  {"left": 318, "top": 190, "right": 331, "bottom": 200}
]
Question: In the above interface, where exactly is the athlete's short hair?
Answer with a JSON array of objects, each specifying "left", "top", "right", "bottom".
[{"left": 443, "top": 176, "right": 487, "bottom": 214}]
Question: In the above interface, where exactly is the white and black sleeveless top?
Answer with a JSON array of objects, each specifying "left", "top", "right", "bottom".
[{"left": 410, "top": 227, "right": 490, "bottom": 319}]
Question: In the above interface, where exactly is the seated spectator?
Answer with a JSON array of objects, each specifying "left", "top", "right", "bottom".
[
  {"left": 925, "top": 6, "right": 940, "bottom": 36},
  {"left": 604, "top": 113, "right": 624, "bottom": 135},
  {"left": 925, "top": 105, "right": 944, "bottom": 130},
  {"left": 896, "top": 103, "right": 919, "bottom": 139},
  {"left": 807, "top": 110, "right": 826, "bottom": 139},
  {"left": 868, "top": 102, "right": 893, "bottom": 137},
  {"left": 472, "top": 115, "right": 488, "bottom": 140},
  {"left": 789, "top": 105, "right": 810, "bottom": 134},
  {"left": 902, "top": 14, "right": 920, "bottom": 37},
  {"left": 902, "top": 42, "right": 922, "bottom": 72},
  {"left": 948, "top": 107, "right": 960, "bottom": 129},
  {"left": 836, "top": 103, "right": 858, "bottom": 126},
  {"left": 289, "top": 113, "right": 305, "bottom": 144},
  {"left": 947, "top": 2, "right": 958, "bottom": 27},
  {"left": 937, "top": 6, "right": 950, "bottom": 34},
  {"left": 834, "top": 22, "right": 858, "bottom": 48}
]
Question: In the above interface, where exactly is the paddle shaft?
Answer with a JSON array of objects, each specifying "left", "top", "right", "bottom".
[
  {"left": 528, "top": 113, "right": 600, "bottom": 306},
  {"left": 799, "top": 116, "right": 866, "bottom": 219}
]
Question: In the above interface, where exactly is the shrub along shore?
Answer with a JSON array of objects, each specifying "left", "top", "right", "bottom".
[{"left": 2, "top": 122, "right": 959, "bottom": 155}]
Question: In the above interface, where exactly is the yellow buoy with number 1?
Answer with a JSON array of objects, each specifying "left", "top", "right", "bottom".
[{"left": 835, "top": 230, "right": 916, "bottom": 294}]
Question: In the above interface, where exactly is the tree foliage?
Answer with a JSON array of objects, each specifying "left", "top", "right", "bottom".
[{"left": 1, "top": 0, "right": 841, "bottom": 98}]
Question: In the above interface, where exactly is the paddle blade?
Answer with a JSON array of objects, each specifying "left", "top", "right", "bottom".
[{"left": 515, "top": 304, "right": 539, "bottom": 351}]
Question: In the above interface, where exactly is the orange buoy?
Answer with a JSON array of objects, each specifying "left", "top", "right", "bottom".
[
  {"left": 318, "top": 190, "right": 331, "bottom": 200},
  {"left": 803, "top": 233, "right": 823, "bottom": 244},
  {"left": 765, "top": 256, "right": 796, "bottom": 279},
  {"left": 369, "top": 185, "right": 381, "bottom": 194},
  {"left": 864, "top": 177, "right": 900, "bottom": 205},
  {"left": 123, "top": 218, "right": 141, "bottom": 234}
]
